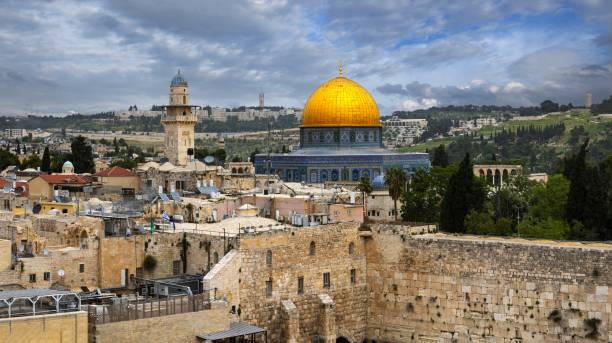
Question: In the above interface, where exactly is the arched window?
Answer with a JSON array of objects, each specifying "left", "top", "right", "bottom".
[
  {"left": 266, "top": 250, "right": 272, "bottom": 266},
  {"left": 348, "top": 242, "right": 354, "bottom": 255},
  {"left": 213, "top": 251, "right": 219, "bottom": 264},
  {"left": 183, "top": 95, "right": 186, "bottom": 104},
  {"left": 309, "top": 241, "right": 316, "bottom": 256}
]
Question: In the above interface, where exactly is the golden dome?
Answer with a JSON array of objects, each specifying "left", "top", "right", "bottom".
[{"left": 301, "top": 75, "right": 381, "bottom": 127}]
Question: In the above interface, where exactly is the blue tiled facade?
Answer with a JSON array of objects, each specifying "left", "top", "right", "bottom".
[{"left": 254, "top": 126, "right": 430, "bottom": 183}]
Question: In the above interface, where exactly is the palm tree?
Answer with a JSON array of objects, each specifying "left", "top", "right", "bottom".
[
  {"left": 384, "top": 167, "right": 407, "bottom": 221},
  {"left": 356, "top": 175, "right": 373, "bottom": 222}
]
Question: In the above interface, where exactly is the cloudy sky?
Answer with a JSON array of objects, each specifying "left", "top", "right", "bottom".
[{"left": 0, "top": 0, "right": 611, "bottom": 115}]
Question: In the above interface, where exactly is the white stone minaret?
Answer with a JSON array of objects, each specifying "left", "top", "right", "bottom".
[{"left": 162, "top": 70, "right": 197, "bottom": 166}]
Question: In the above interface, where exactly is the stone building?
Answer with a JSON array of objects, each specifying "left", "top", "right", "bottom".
[{"left": 161, "top": 70, "right": 199, "bottom": 166}]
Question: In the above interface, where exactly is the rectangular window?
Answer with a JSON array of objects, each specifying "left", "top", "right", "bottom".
[
  {"left": 298, "top": 277, "right": 304, "bottom": 295},
  {"left": 350, "top": 269, "right": 356, "bottom": 285},
  {"left": 43, "top": 272, "right": 50, "bottom": 281},
  {"left": 173, "top": 260, "right": 181, "bottom": 275},
  {"left": 323, "top": 272, "right": 330, "bottom": 289},
  {"left": 79, "top": 263, "right": 85, "bottom": 273},
  {"left": 266, "top": 279, "right": 273, "bottom": 298},
  {"left": 29, "top": 274, "right": 36, "bottom": 283}
]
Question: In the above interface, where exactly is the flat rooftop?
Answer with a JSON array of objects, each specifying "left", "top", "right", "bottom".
[{"left": 170, "top": 216, "right": 287, "bottom": 237}]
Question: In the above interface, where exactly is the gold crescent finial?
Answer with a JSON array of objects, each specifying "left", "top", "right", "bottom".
[{"left": 338, "top": 60, "right": 343, "bottom": 76}]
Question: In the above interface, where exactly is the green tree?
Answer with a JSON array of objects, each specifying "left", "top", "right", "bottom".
[
  {"left": 401, "top": 169, "right": 441, "bottom": 222},
  {"left": 21, "top": 154, "right": 41, "bottom": 169},
  {"left": 213, "top": 148, "right": 226, "bottom": 165},
  {"left": 527, "top": 174, "right": 569, "bottom": 220},
  {"left": 384, "top": 167, "right": 407, "bottom": 221},
  {"left": 70, "top": 135, "right": 95, "bottom": 173},
  {"left": 110, "top": 158, "right": 138, "bottom": 170},
  {"left": 440, "top": 153, "right": 486, "bottom": 232},
  {"left": 0, "top": 150, "right": 19, "bottom": 171},
  {"left": 432, "top": 144, "right": 449, "bottom": 167},
  {"left": 356, "top": 175, "right": 373, "bottom": 221},
  {"left": 41, "top": 146, "right": 51, "bottom": 173},
  {"left": 249, "top": 148, "right": 260, "bottom": 163}
]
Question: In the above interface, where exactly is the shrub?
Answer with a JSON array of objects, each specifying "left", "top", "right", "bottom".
[
  {"left": 584, "top": 318, "right": 601, "bottom": 339},
  {"left": 548, "top": 309, "right": 562, "bottom": 323},
  {"left": 143, "top": 255, "right": 157, "bottom": 272}
]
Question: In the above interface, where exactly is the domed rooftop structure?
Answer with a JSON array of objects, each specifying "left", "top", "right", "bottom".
[
  {"left": 62, "top": 161, "right": 74, "bottom": 174},
  {"left": 171, "top": 69, "right": 188, "bottom": 87},
  {"left": 301, "top": 70, "right": 380, "bottom": 128},
  {"left": 372, "top": 173, "right": 386, "bottom": 189}
]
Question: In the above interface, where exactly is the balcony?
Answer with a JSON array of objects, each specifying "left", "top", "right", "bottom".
[{"left": 161, "top": 114, "right": 198, "bottom": 124}]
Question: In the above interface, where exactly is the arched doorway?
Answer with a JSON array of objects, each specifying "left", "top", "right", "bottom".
[{"left": 336, "top": 337, "right": 350, "bottom": 343}]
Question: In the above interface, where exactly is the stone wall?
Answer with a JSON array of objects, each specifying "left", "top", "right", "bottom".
[
  {"left": 0, "top": 239, "right": 10, "bottom": 271},
  {"left": 93, "top": 305, "right": 229, "bottom": 343},
  {"left": 239, "top": 223, "right": 368, "bottom": 342},
  {"left": 203, "top": 249, "right": 241, "bottom": 311},
  {"left": 365, "top": 229, "right": 612, "bottom": 342},
  {"left": 0, "top": 311, "right": 87, "bottom": 343}
]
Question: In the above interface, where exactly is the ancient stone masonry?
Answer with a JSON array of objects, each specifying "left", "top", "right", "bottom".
[
  {"left": 238, "top": 224, "right": 368, "bottom": 342},
  {"left": 365, "top": 228, "right": 612, "bottom": 343}
]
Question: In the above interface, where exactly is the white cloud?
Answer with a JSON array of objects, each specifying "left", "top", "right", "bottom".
[{"left": 402, "top": 98, "right": 439, "bottom": 111}]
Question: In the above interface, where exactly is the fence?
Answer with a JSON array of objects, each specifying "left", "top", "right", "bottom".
[{"left": 87, "top": 293, "right": 209, "bottom": 325}]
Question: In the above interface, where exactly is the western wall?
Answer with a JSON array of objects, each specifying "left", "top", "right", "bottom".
[{"left": 228, "top": 223, "right": 612, "bottom": 342}]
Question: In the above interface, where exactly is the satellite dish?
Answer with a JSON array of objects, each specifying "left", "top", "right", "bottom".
[
  {"left": 204, "top": 155, "right": 215, "bottom": 164},
  {"left": 58, "top": 269, "right": 65, "bottom": 277}
]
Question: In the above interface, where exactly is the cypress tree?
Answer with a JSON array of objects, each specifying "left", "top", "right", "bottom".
[
  {"left": 440, "top": 153, "right": 485, "bottom": 233},
  {"left": 41, "top": 146, "right": 51, "bottom": 173},
  {"left": 70, "top": 135, "right": 95, "bottom": 173},
  {"left": 564, "top": 140, "right": 588, "bottom": 227},
  {"left": 432, "top": 144, "right": 449, "bottom": 167}
]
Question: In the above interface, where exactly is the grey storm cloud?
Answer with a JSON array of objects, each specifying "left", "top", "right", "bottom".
[
  {"left": 378, "top": 55, "right": 612, "bottom": 107},
  {"left": 0, "top": 0, "right": 610, "bottom": 114}
]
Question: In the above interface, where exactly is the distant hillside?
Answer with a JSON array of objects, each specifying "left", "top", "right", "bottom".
[{"left": 399, "top": 111, "right": 612, "bottom": 173}]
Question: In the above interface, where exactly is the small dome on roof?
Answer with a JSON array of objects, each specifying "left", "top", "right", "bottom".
[
  {"left": 372, "top": 173, "right": 386, "bottom": 189},
  {"left": 171, "top": 69, "right": 188, "bottom": 87},
  {"left": 62, "top": 161, "right": 74, "bottom": 168}
]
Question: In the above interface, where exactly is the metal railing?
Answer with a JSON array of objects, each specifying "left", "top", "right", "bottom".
[{"left": 87, "top": 293, "right": 209, "bottom": 325}]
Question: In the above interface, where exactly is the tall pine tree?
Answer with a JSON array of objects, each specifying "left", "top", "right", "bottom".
[
  {"left": 70, "top": 136, "right": 95, "bottom": 173},
  {"left": 564, "top": 140, "right": 588, "bottom": 227},
  {"left": 432, "top": 144, "right": 449, "bottom": 167},
  {"left": 440, "top": 153, "right": 485, "bottom": 232},
  {"left": 41, "top": 146, "right": 51, "bottom": 173}
]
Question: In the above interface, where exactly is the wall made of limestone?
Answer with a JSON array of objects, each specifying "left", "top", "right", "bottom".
[
  {"left": 0, "top": 239, "right": 10, "bottom": 271},
  {"left": 93, "top": 306, "right": 229, "bottom": 343},
  {"left": 203, "top": 249, "right": 240, "bottom": 310},
  {"left": 0, "top": 311, "right": 88, "bottom": 343},
  {"left": 142, "top": 232, "right": 229, "bottom": 278},
  {"left": 239, "top": 223, "right": 367, "bottom": 342},
  {"left": 365, "top": 229, "right": 612, "bottom": 343}
]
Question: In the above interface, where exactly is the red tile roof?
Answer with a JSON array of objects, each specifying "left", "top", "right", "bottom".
[
  {"left": 94, "top": 166, "right": 137, "bottom": 177},
  {"left": 36, "top": 174, "right": 93, "bottom": 185},
  {"left": 0, "top": 178, "right": 29, "bottom": 197}
]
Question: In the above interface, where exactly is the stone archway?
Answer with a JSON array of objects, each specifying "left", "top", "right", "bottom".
[{"left": 336, "top": 337, "right": 350, "bottom": 343}]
